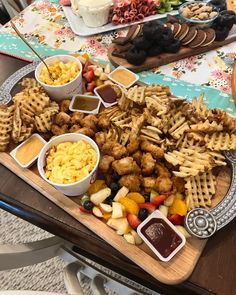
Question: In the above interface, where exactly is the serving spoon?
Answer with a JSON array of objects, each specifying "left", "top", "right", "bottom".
[{"left": 10, "top": 20, "right": 54, "bottom": 82}]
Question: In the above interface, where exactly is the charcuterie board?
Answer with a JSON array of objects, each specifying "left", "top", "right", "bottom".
[
  {"left": 0, "top": 61, "right": 236, "bottom": 284},
  {"left": 108, "top": 26, "right": 236, "bottom": 72}
]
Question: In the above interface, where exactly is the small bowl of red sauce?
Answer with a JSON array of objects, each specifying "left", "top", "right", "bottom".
[
  {"left": 137, "top": 210, "right": 186, "bottom": 262},
  {"left": 94, "top": 83, "right": 123, "bottom": 108}
]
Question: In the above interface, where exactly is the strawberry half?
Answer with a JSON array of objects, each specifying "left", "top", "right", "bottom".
[
  {"left": 83, "top": 61, "right": 92, "bottom": 73},
  {"left": 168, "top": 214, "right": 184, "bottom": 225},
  {"left": 83, "top": 70, "right": 94, "bottom": 83},
  {"left": 151, "top": 194, "right": 167, "bottom": 207},
  {"left": 139, "top": 202, "right": 156, "bottom": 214},
  {"left": 127, "top": 213, "right": 141, "bottom": 230},
  {"left": 86, "top": 80, "right": 96, "bottom": 92}
]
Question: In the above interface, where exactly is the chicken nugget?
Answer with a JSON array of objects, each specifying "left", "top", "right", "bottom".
[
  {"left": 69, "top": 124, "right": 81, "bottom": 133},
  {"left": 77, "top": 127, "right": 95, "bottom": 137},
  {"left": 112, "top": 143, "right": 128, "bottom": 159},
  {"left": 55, "top": 112, "right": 71, "bottom": 126},
  {"left": 119, "top": 174, "right": 142, "bottom": 192},
  {"left": 155, "top": 162, "right": 171, "bottom": 178},
  {"left": 141, "top": 153, "right": 156, "bottom": 176},
  {"left": 141, "top": 140, "right": 164, "bottom": 159},
  {"left": 98, "top": 114, "right": 110, "bottom": 129},
  {"left": 132, "top": 150, "right": 143, "bottom": 165},
  {"left": 142, "top": 177, "right": 156, "bottom": 192},
  {"left": 71, "top": 112, "right": 84, "bottom": 125},
  {"left": 51, "top": 124, "right": 68, "bottom": 136},
  {"left": 112, "top": 157, "right": 141, "bottom": 175},
  {"left": 81, "top": 115, "right": 98, "bottom": 131},
  {"left": 60, "top": 99, "right": 71, "bottom": 113},
  {"left": 127, "top": 139, "right": 140, "bottom": 154},
  {"left": 155, "top": 176, "right": 173, "bottom": 193},
  {"left": 172, "top": 176, "right": 185, "bottom": 193},
  {"left": 99, "top": 155, "right": 114, "bottom": 174},
  {"left": 101, "top": 140, "right": 115, "bottom": 155},
  {"left": 95, "top": 132, "right": 106, "bottom": 148}
]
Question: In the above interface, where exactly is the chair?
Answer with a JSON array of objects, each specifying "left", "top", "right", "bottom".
[
  {"left": 1, "top": 0, "right": 29, "bottom": 18},
  {"left": 0, "top": 235, "right": 146, "bottom": 295}
]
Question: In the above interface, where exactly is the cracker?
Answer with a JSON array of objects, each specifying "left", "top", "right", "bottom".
[{"left": 185, "top": 171, "right": 216, "bottom": 210}]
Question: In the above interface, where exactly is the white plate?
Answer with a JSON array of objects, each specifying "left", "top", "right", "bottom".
[{"left": 63, "top": 6, "right": 179, "bottom": 37}]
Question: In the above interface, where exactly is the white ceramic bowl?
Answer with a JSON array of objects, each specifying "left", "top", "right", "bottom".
[
  {"left": 35, "top": 55, "right": 83, "bottom": 102},
  {"left": 37, "top": 133, "right": 100, "bottom": 196}
]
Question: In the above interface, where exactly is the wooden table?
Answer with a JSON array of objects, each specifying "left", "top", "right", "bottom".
[{"left": 0, "top": 54, "right": 235, "bottom": 295}]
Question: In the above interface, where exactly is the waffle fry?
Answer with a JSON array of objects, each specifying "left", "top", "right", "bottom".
[
  {"left": 204, "top": 132, "right": 236, "bottom": 150},
  {"left": 12, "top": 102, "right": 22, "bottom": 143},
  {"left": 164, "top": 148, "right": 213, "bottom": 177},
  {"left": 145, "top": 96, "right": 168, "bottom": 116},
  {"left": 0, "top": 105, "right": 14, "bottom": 151},
  {"left": 185, "top": 171, "right": 216, "bottom": 210},
  {"left": 190, "top": 120, "right": 223, "bottom": 132},
  {"left": 111, "top": 111, "right": 132, "bottom": 129},
  {"left": 127, "top": 85, "right": 145, "bottom": 104},
  {"left": 168, "top": 111, "right": 190, "bottom": 139},
  {"left": 20, "top": 77, "right": 41, "bottom": 89},
  {"left": 35, "top": 111, "right": 53, "bottom": 133},
  {"left": 17, "top": 124, "right": 34, "bottom": 143},
  {"left": 140, "top": 126, "right": 162, "bottom": 143}
]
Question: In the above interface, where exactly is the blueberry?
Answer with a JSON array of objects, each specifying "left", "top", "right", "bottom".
[
  {"left": 143, "top": 194, "right": 150, "bottom": 202},
  {"left": 110, "top": 182, "right": 119, "bottom": 192},
  {"left": 83, "top": 200, "right": 94, "bottom": 211},
  {"left": 138, "top": 208, "right": 149, "bottom": 221},
  {"left": 111, "top": 171, "right": 120, "bottom": 181},
  {"left": 105, "top": 197, "right": 114, "bottom": 206}
]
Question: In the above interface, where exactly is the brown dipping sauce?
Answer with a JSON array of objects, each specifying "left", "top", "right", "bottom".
[
  {"left": 96, "top": 85, "right": 117, "bottom": 103},
  {"left": 140, "top": 218, "right": 182, "bottom": 258},
  {"left": 72, "top": 96, "right": 99, "bottom": 111}
]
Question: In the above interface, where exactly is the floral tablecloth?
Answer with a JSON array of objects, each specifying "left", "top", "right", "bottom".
[{"left": 0, "top": 0, "right": 235, "bottom": 116}]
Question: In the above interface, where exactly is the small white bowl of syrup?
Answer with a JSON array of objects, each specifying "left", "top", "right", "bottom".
[{"left": 69, "top": 94, "right": 101, "bottom": 114}]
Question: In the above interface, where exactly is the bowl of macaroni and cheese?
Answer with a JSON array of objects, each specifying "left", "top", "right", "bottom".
[
  {"left": 35, "top": 55, "right": 83, "bottom": 101},
  {"left": 37, "top": 133, "right": 100, "bottom": 196}
]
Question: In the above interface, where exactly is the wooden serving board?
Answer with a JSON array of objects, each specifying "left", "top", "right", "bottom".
[
  {"left": 108, "top": 28, "right": 236, "bottom": 72},
  {"left": 0, "top": 152, "right": 231, "bottom": 284}
]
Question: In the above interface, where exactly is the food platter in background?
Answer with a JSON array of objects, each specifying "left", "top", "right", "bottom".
[{"left": 63, "top": 6, "right": 178, "bottom": 37}]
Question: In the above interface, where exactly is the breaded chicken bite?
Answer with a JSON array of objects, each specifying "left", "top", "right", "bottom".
[
  {"left": 55, "top": 112, "right": 71, "bottom": 126},
  {"left": 95, "top": 132, "right": 106, "bottom": 148},
  {"left": 119, "top": 174, "right": 142, "bottom": 192},
  {"left": 77, "top": 127, "right": 95, "bottom": 137},
  {"left": 132, "top": 150, "right": 143, "bottom": 166},
  {"left": 60, "top": 99, "right": 71, "bottom": 113},
  {"left": 141, "top": 153, "right": 156, "bottom": 175},
  {"left": 155, "top": 176, "right": 173, "bottom": 193},
  {"left": 155, "top": 162, "right": 171, "bottom": 178},
  {"left": 172, "top": 176, "right": 185, "bottom": 193},
  {"left": 140, "top": 140, "right": 164, "bottom": 159},
  {"left": 112, "top": 143, "right": 128, "bottom": 159},
  {"left": 99, "top": 155, "right": 114, "bottom": 174},
  {"left": 51, "top": 124, "right": 68, "bottom": 136},
  {"left": 112, "top": 157, "right": 141, "bottom": 175},
  {"left": 98, "top": 114, "right": 110, "bottom": 129},
  {"left": 81, "top": 115, "right": 98, "bottom": 131},
  {"left": 71, "top": 112, "right": 84, "bottom": 125},
  {"left": 142, "top": 177, "right": 156, "bottom": 192},
  {"left": 69, "top": 124, "right": 81, "bottom": 133},
  {"left": 127, "top": 139, "right": 140, "bottom": 154}
]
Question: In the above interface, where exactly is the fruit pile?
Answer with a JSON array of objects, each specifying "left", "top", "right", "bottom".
[
  {"left": 74, "top": 53, "right": 112, "bottom": 93},
  {"left": 80, "top": 179, "right": 190, "bottom": 245}
]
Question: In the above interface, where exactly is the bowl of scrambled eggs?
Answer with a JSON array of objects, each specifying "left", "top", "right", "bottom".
[
  {"left": 37, "top": 133, "right": 100, "bottom": 196},
  {"left": 35, "top": 55, "right": 83, "bottom": 101}
]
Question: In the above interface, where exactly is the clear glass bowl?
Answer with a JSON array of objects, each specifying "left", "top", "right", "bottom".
[{"left": 178, "top": 1, "right": 219, "bottom": 28}]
